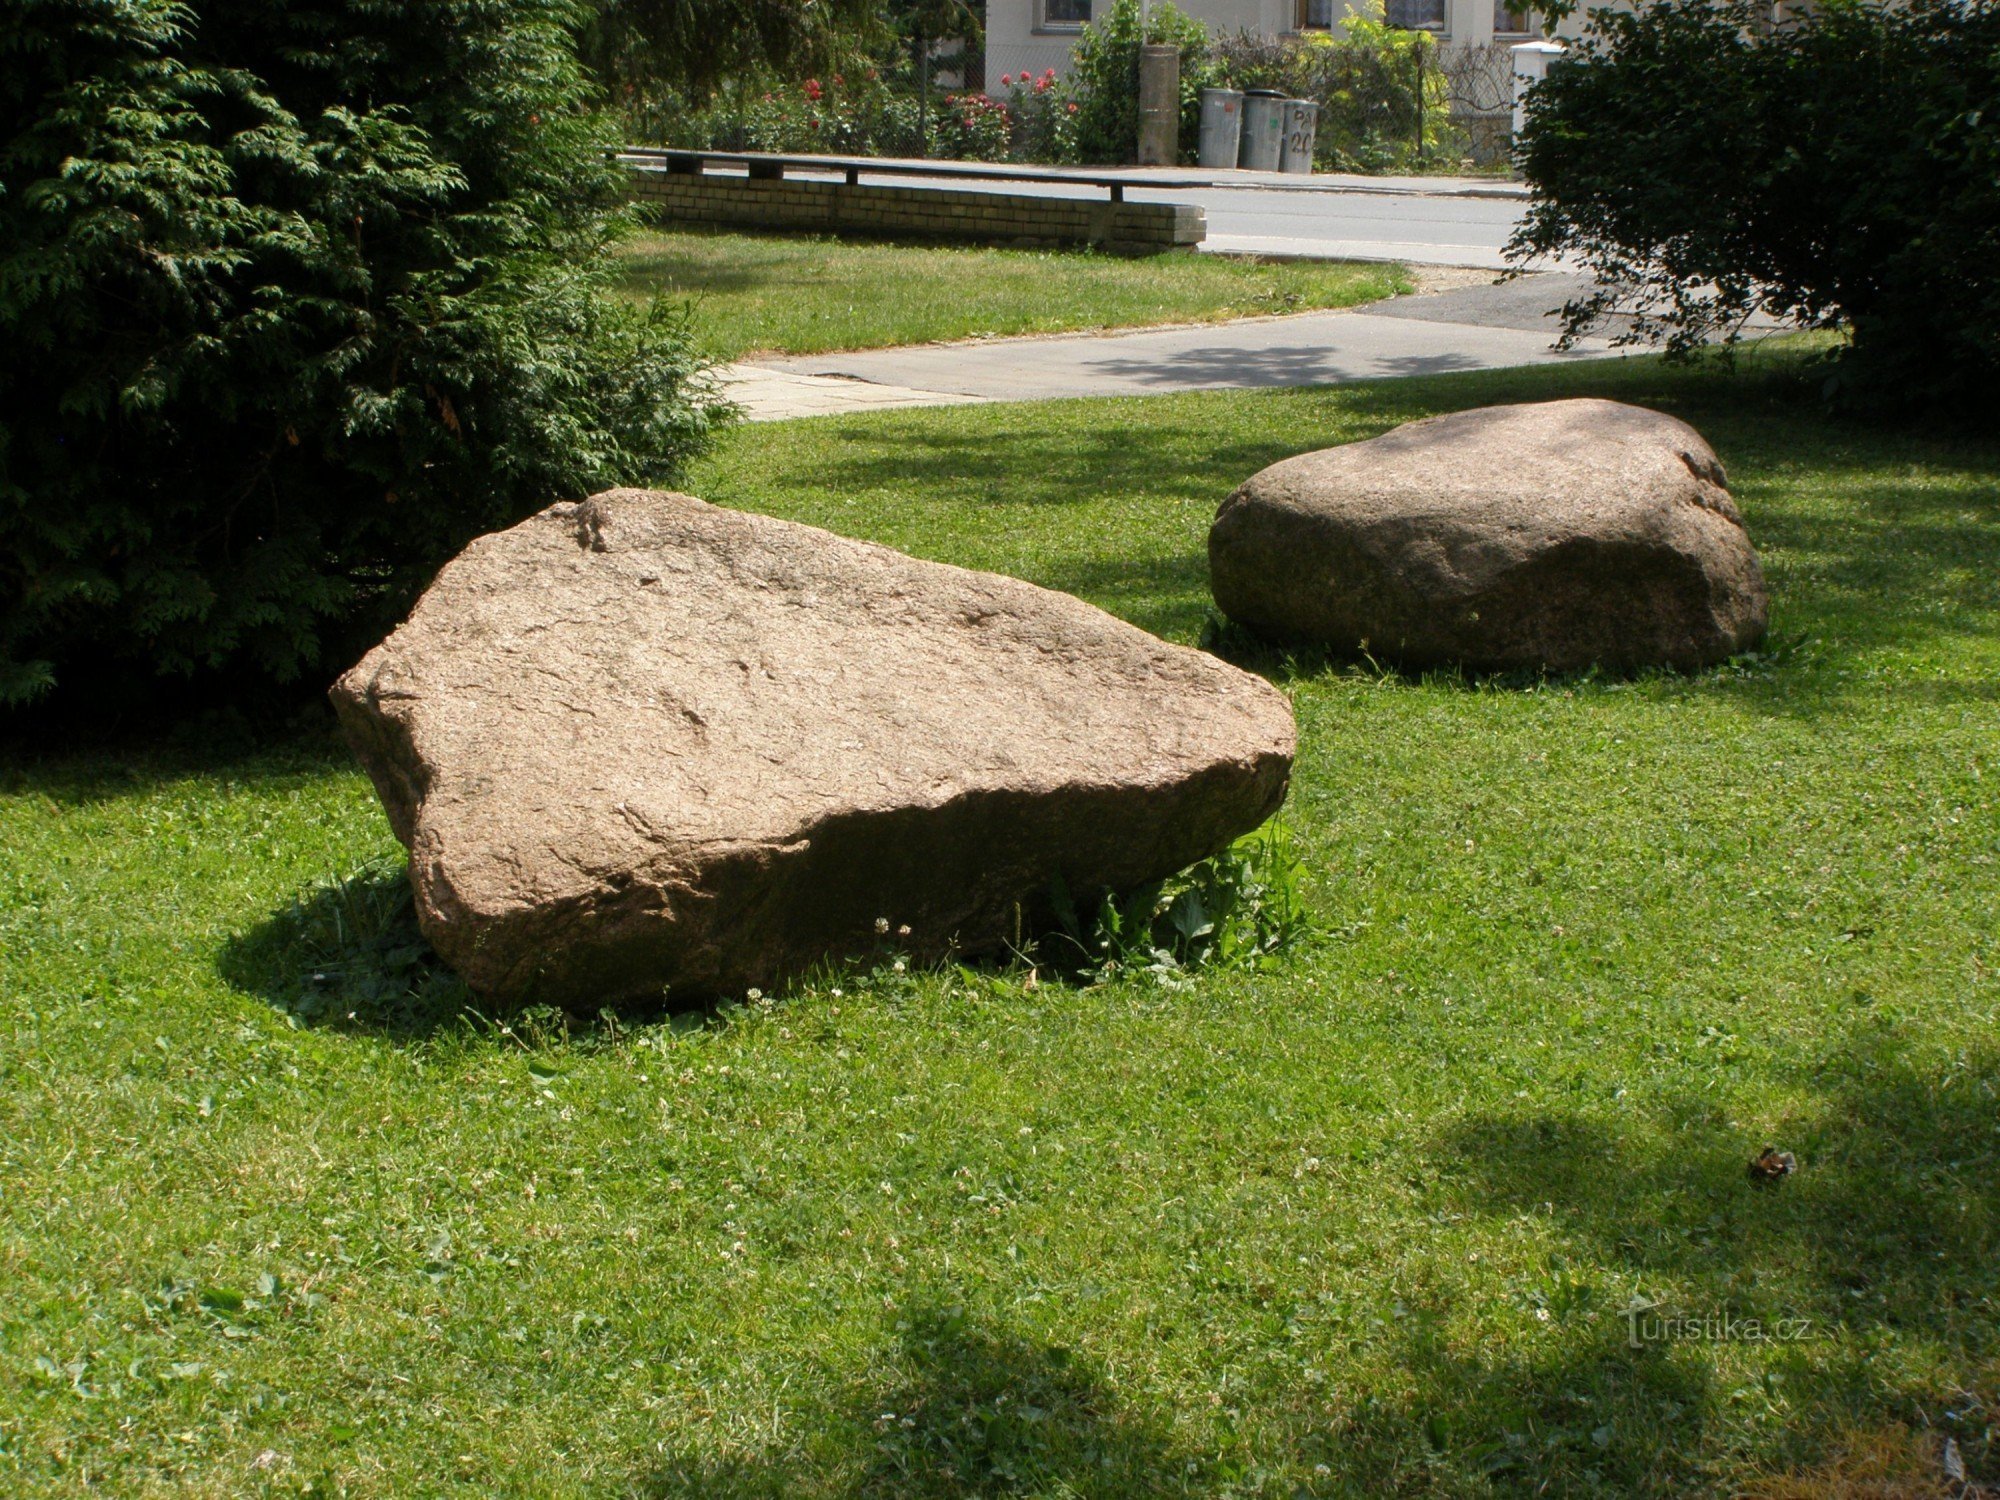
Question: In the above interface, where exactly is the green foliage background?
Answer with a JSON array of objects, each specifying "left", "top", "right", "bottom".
[
  {"left": 1064, "top": 0, "right": 1215, "bottom": 165},
  {"left": 1211, "top": 5, "right": 1455, "bottom": 173},
  {"left": 579, "top": 0, "right": 873, "bottom": 92},
  {"left": 0, "top": 0, "right": 725, "bottom": 709}
]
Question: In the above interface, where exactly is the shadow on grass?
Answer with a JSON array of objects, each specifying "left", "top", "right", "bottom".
[
  {"left": 642, "top": 1301, "right": 1201, "bottom": 1499},
  {"left": 1076, "top": 1027, "right": 1997, "bottom": 1494},
  {"left": 625, "top": 1030, "right": 2000, "bottom": 1497},
  {"left": 214, "top": 859, "right": 495, "bottom": 1041},
  {"left": 1030, "top": 553, "right": 1215, "bottom": 646},
  {"left": 1439, "top": 1030, "right": 2000, "bottom": 1315},
  {"left": 1391, "top": 1029, "right": 2000, "bottom": 1493},
  {"left": 1196, "top": 607, "right": 1735, "bottom": 697},
  {"left": 786, "top": 416, "right": 1292, "bottom": 515},
  {"left": 218, "top": 862, "right": 738, "bottom": 1043},
  {"left": 0, "top": 700, "right": 350, "bottom": 802},
  {"left": 624, "top": 1022, "right": 1980, "bottom": 1497}
]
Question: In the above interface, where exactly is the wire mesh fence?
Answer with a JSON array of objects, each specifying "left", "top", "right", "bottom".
[
  {"left": 1437, "top": 41, "right": 1516, "bottom": 163},
  {"left": 1213, "top": 32, "right": 1518, "bottom": 169}
]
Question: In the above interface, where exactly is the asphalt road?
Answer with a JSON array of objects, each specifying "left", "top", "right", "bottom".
[
  {"left": 1144, "top": 183, "right": 1525, "bottom": 268},
  {"left": 833, "top": 167, "right": 1532, "bottom": 269}
]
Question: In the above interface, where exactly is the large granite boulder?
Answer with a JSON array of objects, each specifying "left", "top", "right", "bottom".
[
  {"left": 1209, "top": 399, "right": 1768, "bottom": 673},
  {"left": 332, "top": 489, "right": 1294, "bottom": 1006}
]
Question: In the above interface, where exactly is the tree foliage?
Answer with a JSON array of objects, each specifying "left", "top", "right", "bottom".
[
  {"left": 578, "top": 0, "right": 883, "bottom": 92},
  {"left": 0, "top": 0, "right": 725, "bottom": 708},
  {"left": 1510, "top": 0, "right": 2000, "bottom": 414}
]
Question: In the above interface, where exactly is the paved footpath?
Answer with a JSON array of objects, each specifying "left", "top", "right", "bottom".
[{"left": 724, "top": 271, "right": 1618, "bottom": 421}]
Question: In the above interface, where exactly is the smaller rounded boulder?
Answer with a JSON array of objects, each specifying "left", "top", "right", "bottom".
[{"left": 1208, "top": 399, "right": 1769, "bottom": 673}]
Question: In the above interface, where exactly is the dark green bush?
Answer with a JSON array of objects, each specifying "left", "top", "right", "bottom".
[
  {"left": 1065, "top": 0, "right": 1214, "bottom": 165},
  {"left": 0, "top": 0, "right": 726, "bottom": 709},
  {"left": 1511, "top": 0, "right": 2000, "bottom": 415}
]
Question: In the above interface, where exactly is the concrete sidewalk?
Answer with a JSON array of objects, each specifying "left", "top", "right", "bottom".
[
  {"left": 723, "top": 272, "right": 1619, "bottom": 420},
  {"left": 722, "top": 365, "right": 990, "bottom": 420}
]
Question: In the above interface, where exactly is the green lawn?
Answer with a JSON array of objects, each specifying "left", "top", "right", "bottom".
[
  {"left": 615, "top": 228, "right": 1409, "bottom": 360},
  {"left": 4, "top": 353, "right": 1998, "bottom": 1497}
]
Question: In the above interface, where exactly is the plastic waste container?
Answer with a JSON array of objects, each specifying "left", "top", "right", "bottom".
[
  {"left": 1238, "top": 89, "right": 1285, "bottom": 171},
  {"left": 1280, "top": 98, "right": 1319, "bottom": 174},
  {"left": 1197, "top": 88, "right": 1244, "bottom": 170}
]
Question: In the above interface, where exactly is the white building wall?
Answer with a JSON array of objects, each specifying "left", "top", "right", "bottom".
[
  {"left": 990, "top": 0, "right": 1313, "bottom": 84},
  {"left": 985, "top": 0, "right": 1577, "bottom": 86},
  {"left": 984, "top": 2, "right": 1089, "bottom": 86}
]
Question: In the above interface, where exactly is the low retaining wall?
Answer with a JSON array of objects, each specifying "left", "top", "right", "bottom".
[{"left": 626, "top": 166, "right": 1205, "bottom": 254}]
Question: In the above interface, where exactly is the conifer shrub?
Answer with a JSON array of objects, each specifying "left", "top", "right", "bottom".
[{"left": 1, "top": 0, "right": 725, "bottom": 708}]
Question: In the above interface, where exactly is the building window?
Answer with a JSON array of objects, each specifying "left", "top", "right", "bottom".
[
  {"left": 1493, "top": 1, "right": 1534, "bottom": 33},
  {"left": 1296, "top": 0, "right": 1338, "bottom": 28},
  {"left": 1040, "top": 0, "right": 1090, "bottom": 28},
  {"left": 1386, "top": 0, "right": 1447, "bottom": 29}
]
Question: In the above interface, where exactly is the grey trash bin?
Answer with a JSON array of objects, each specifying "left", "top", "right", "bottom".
[
  {"left": 1280, "top": 98, "right": 1319, "bottom": 175},
  {"left": 1197, "top": 87, "right": 1244, "bottom": 170},
  {"left": 1238, "top": 89, "right": 1285, "bottom": 171}
]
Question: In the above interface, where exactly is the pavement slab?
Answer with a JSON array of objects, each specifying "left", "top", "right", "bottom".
[
  {"left": 749, "top": 311, "right": 1614, "bottom": 404},
  {"left": 726, "top": 273, "right": 1623, "bottom": 420},
  {"left": 720, "top": 364, "right": 989, "bottom": 422}
]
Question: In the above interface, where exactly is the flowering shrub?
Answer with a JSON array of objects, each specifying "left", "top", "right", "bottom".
[
  {"left": 745, "top": 72, "right": 924, "bottom": 154},
  {"left": 998, "top": 68, "right": 1081, "bottom": 164},
  {"left": 933, "top": 92, "right": 1012, "bottom": 161},
  {"left": 621, "top": 1, "right": 1463, "bottom": 174},
  {"left": 628, "top": 70, "right": 928, "bottom": 157}
]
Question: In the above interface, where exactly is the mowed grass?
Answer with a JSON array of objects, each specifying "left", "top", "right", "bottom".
[
  {"left": 614, "top": 228, "right": 1409, "bottom": 360},
  {"left": 3, "top": 353, "right": 1998, "bottom": 1498}
]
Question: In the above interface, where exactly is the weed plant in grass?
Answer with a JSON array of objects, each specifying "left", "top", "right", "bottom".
[
  {"left": 615, "top": 229, "right": 1409, "bottom": 359},
  {"left": 2, "top": 351, "right": 1996, "bottom": 1496}
]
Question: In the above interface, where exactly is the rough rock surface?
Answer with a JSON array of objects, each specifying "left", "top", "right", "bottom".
[
  {"left": 1209, "top": 399, "right": 1768, "bottom": 672},
  {"left": 332, "top": 489, "right": 1294, "bottom": 1006}
]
